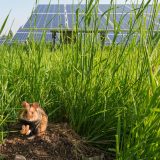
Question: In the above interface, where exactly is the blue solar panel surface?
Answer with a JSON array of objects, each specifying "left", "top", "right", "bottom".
[
  {"left": 35, "top": 4, "right": 65, "bottom": 13},
  {"left": 24, "top": 14, "right": 66, "bottom": 28},
  {"left": 12, "top": 32, "right": 29, "bottom": 42},
  {"left": 0, "top": 37, "right": 6, "bottom": 44},
  {"left": 11, "top": 4, "right": 160, "bottom": 44},
  {"left": 23, "top": 4, "right": 159, "bottom": 30},
  {"left": 0, "top": 40, "right": 4, "bottom": 44},
  {"left": 12, "top": 29, "right": 53, "bottom": 43}
]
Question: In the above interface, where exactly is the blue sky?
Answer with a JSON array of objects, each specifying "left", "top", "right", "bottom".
[{"left": 0, "top": 0, "right": 155, "bottom": 35}]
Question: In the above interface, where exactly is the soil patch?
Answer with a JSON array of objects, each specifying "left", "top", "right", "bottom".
[{"left": 0, "top": 123, "right": 114, "bottom": 160}]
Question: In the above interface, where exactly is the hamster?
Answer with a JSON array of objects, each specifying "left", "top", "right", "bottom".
[{"left": 19, "top": 101, "right": 48, "bottom": 137}]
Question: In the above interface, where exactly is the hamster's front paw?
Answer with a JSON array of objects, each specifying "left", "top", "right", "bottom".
[
  {"left": 25, "top": 125, "right": 31, "bottom": 135},
  {"left": 26, "top": 129, "right": 31, "bottom": 135},
  {"left": 20, "top": 125, "right": 27, "bottom": 135}
]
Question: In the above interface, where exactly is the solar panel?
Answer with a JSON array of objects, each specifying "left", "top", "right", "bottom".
[
  {"left": 109, "top": 14, "right": 131, "bottom": 30},
  {"left": 115, "top": 34, "right": 126, "bottom": 43},
  {"left": 34, "top": 4, "right": 65, "bottom": 13},
  {"left": 23, "top": 4, "right": 160, "bottom": 31},
  {"left": 35, "top": 4, "right": 46, "bottom": 13},
  {"left": 12, "top": 32, "right": 29, "bottom": 42},
  {"left": 0, "top": 40, "right": 4, "bottom": 44},
  {"left": 66, "top": 4, "right": 74, "bottom": 13},
  {"left": 98, "top": 14, "right": 113, "bottom": 30},
  {"left": 98, "top": 4, "right": 112, "bottom": 13},
  {"left": 67, "top": 13, "right": 113, "bottom": 30},
  {"left": 72, "top": 4, "right": 86, "bottom": 13},
  {"left": 126, "top": 4, "right": 160, "bottom": 14},
  {"left": 0, "top": 37, "right": 7, "bottom": 45},
  {"left": 114, "top": 4, "right": 131, "bottom": 13},
  {"left": 12, "top": 4, "right": 160, "bottom": 45},
  {"left": 29, "top": 32, "right": 53, "bottom": 42},
  {"left": 29, "top": 32, "right": 42, "bottom": 41},
  {"left": 154, "top": 15, "right": 160, "bottom": 30},
  {"left": 36, "top": 5, "right": 46, "bottom": 13},
  {"left": 45, "top": 33, "right": 53, "bottom": 41},
  {"left": 144, "top": 5, "right": 156, "bottom": 13},
  {"left": 122, "top": 5, "right": 132, "bottom": 12},
  {"left": 12, "top": 26, "right": 53, "bottom": 43},
  {"left": 107, "top": 33, "right": 139, "bottom": 44},
  {"left": 24, "top": 14, "right": 66, "bottom": 29}
]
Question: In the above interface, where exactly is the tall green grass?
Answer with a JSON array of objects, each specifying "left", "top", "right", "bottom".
[{"left": 1, "top": 0, "right": 160, "bottom": 159}]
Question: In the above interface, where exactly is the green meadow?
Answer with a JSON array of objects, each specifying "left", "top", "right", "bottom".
[{"left": 1, "top": 0, "right": 160, "bottom": 159}]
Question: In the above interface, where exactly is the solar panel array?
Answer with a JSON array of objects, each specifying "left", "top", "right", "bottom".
[
  {"left": 12, "top": 27, "right": 53, "bottom": 42},
  {"left": 12, "top": 4, "right": 160, "bottom": 44},
  {"left": 0, "top": 37, "right": 6, "bottom": 44}
]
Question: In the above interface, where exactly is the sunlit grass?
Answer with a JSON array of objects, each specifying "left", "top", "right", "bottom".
[{"left": 1, "top": 0, "right": 160, "bottom": 159}]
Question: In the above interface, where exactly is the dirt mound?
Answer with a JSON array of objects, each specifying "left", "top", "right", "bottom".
[{"left": 0, "top": 123, "right": 113, "bottom": 160}]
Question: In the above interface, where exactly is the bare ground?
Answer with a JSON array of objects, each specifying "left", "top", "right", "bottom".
[{"left": 0, "top": 123, "right": 114, "bottom": 160}]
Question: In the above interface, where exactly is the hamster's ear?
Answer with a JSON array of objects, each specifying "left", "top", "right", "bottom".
[
  {"left": 32, "top": 102, "right": 40, "bottom": 109},
  {"left": 22, "top": 101, "right": 30, "bottom": 108}
]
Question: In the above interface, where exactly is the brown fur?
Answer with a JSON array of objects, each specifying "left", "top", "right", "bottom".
[{"left": 20, "top": 101, "right": 48, "bottom": 137}]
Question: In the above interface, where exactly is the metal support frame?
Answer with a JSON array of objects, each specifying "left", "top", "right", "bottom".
[
  {"left": 52, "top": 31, "right": 56, "bottom": 51},
  {"left": 60, "top": 30, "right": 73, "bottom": 44},
  {"left": 100, "top": 31, "right": 106, "bottom": 50},
  {"left": 51, "top": 29, "right": 106, "bottom": 50}
]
